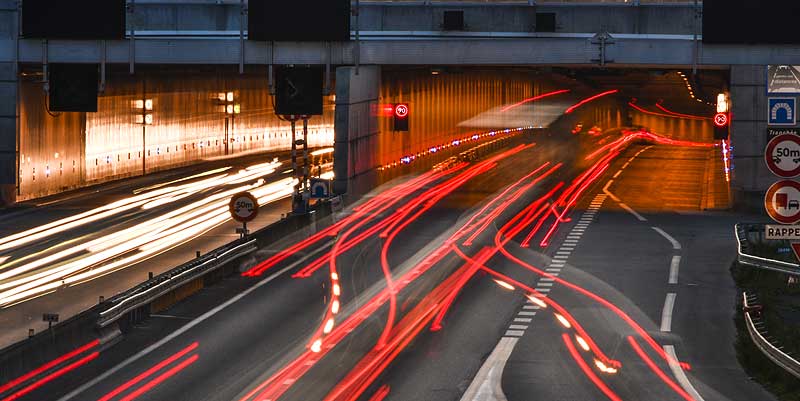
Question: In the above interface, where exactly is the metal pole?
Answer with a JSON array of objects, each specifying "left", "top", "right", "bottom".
[
  {"left": 291, "top": 119, "right": 298, "bottom": 195},
  {"left": 354, "top": 0, "right": 360, "bottom": 75},
  {"left": 142, "top": 80, "right": 146, "bottom": 175},
  {"left": 692, "top": 0, "right": 699, "bottom": 77},
  {"left": 239, "top": 0, "right": 245, "bottom": 74},
  {"left": 225, "top": 117, "right": 229, "bottom": 155},
  {"left": 302, "top": 118, "right": 309, "bottom": 192},
  {"left": 129, "top": 0, "right": 135, "bottom": 75}
]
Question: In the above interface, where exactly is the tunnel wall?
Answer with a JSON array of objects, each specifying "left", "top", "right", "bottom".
[
  {"left": 377, "top": 69, "right": 561, "bottom": 168},
  {"left": 630, "top": 110, "right": 714, "bottom": 142},
  {"left": 18, "top": 67, "right": 334, "bottom": 201}
]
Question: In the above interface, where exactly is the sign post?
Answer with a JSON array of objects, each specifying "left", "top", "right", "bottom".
[{"left": 229, "top": 192, "right": 259, "bottom": 238}]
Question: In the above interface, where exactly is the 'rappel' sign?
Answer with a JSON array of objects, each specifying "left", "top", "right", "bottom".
[{"left": 765, "top": 134, "right": 800, "bottom": 178}]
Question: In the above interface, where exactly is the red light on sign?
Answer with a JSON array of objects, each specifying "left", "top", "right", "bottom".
[
  {"left": 713, "top": 112, "right": 729, "bottom": 127},
  {"left": 394, "top": 103, "right": 409, "bottom": 118}
]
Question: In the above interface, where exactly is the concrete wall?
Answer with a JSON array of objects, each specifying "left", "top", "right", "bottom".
[
  {"left": 0, "top": 0, "right": 17, "bottom": 206},
  {"left": 631, "top": 111, "right": 714, "bottom": 142},
  {"left": 334, "top": 66, "right": 380, "bottom": 196},
  {"left": 730, "top": 65, "right": 771, "bottom": 212},
  {"left": 18, "top": 66, "right": 335, "bottom": 201},
  {"left": 127, "top": 3, "right": 697, "bottom": 36}
]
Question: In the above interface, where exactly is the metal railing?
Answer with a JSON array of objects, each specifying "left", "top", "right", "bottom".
[
  {"left": 735, "top": 223, "right": 800, "bottom": 277},
  {"left": 742, "top": 292, "right": 800, "bottom": 380},
  {"left": 97, "top": 238, "right": 257, "bottom": 328}
]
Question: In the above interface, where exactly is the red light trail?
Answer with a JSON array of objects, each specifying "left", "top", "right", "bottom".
[
  {"left": 564, "top": 90, "right": 619, "bottom": 114},
  {"left": 501, "top": 89, "right": 571, "bottom": 112}
]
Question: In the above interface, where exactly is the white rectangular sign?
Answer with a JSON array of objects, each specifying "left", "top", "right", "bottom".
[{"left": 765, "top": 224, "right": 800, "bottom": 240}]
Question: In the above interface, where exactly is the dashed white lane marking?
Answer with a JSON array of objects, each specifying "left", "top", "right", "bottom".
[
  {"left": 514, "top": 318, "right": 532, "bottom": 323},
  {"left": 509, "top": 325, "right": 529, "bottom": 330},
  {"left": 619, "top": 203, "right": 647, "bottom": 222},
  {"left": 522, "top": 304, "right": 539, "bottom": 310},
  {"left": 613, "top": 170, "right": 623, "bottom": 179},
  {"left": 536, "top": 288, "right": 551, "bottom": 293},
  {"left": 669, "top": 255, "right": 681, "bottom": 285},
  {"left": 664, "top": 345, "right": 706, "bottom": 401},
  {"left": 518, "top": 311, "right": 537, "bottom": 316},
  {"left": 660, "top": 292, "right": 677, "bottom": 332},
  {"left": 537, "top": 282, "right": 554, "bottom": 287},
  {"left": 652, "top": 227, "right": 682, "bottom": 250},
  {"left": 505, "top": 330, "right": 525, "bottom": 337}
]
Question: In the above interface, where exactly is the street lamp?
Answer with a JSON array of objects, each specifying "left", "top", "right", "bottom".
[{"left": 132, "top": 97, "right": 154, "bottom": 175}]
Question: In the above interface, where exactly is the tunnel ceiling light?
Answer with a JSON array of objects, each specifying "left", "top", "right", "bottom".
[
  {"left": 144, "top": 99, "right": 153, "bottom": 111},
  {"left": 226, "top": 92, "right": 235, "bottom": 102},
  {"left": 226, "top": 105, "right": 234, "bottom": 115}
]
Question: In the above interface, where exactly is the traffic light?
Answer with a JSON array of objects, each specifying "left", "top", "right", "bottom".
[
  {"left": 393, "top": 103, "right": 409, "bottom": 132},
  {"left": 713, "top": 112, "right": 729, "bottom": 140}
]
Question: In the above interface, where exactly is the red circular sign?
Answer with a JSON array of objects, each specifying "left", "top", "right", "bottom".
[
  {"left": 394, "top": 103, "right": 409, "bottom": 118},
  {"left": 765, "top": 180, "right": 800, "bottom": 224},
  {"left": 714, "top": 112, "right": 729, "bottom": 127},
  {"left": 229, "top": 192, "right": 259, "bottom": 223},
  {"left": 765, "top": 134, "right": 800, "bottom": 178}
]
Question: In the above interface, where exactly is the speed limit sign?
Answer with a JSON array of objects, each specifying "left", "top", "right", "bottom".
[
  {"left": 765, "top": 134, "right": 800, "bottom": 178},
  {"left": 229, "top": 192, "right": 259, "bottom": 223}
]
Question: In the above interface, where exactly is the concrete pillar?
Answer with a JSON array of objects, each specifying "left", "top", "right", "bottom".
[
  {"left": 0, "top": 0, "right": 17, "bottom": 206},
  {"left": 333, "top": 66, "right": 380, "bottom": 196},
  {"left": 730, "top": 65, "right": 771, "bottom": 212}
]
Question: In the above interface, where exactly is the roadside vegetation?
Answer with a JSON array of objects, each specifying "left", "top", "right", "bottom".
[{"left": 731, "top": 262, "right": 800, "bottom": 401}]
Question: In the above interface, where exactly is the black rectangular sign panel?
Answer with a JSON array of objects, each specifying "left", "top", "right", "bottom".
[
  {"left": 703, "top": 0, "right": 800, "bottom": 44},
  {"left": 49, "top": 64, "right": 98, "bottom": 112},
  {"left": 248, "top": 0, "right": 350, "bottom": 42},
  {"left": 22, "top": 0, "right": 126, "bottom": 39},
  {"left": 275, "top": 66, "right": 323, "bottom": 116}
]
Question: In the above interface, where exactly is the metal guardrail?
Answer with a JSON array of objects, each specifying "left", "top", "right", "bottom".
[
  {"left": 97, "top": 238, "right": 257, "bottom": 328},
  {"left": 735, "top": 223, "right": 800, "bottom": 276},
  {"left": 742, "top": 292, "right": 800, "bottom": 380}
]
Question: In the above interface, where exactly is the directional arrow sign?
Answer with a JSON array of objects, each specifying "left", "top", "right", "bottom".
[
  {"left": 765, "top": 180, "right": 800, "bottom": 224},
  {"left": 765, "top": 134, "right": 800, "bottom": 178}
]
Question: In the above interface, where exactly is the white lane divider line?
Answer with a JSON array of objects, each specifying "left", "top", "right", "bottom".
[
  {"left": 518, "top": 311, "right": 537, "bottom": 316},
  {"left": 652, "top": 227, "right": 682, "bottom": 250},
  {"left": 514, "top": 318, "right": 532, "bottom": 323},
  {"left": 664, "top": 345, "right": 706, "bottom": 401},
  {"left": 613, "top": 170, "right": 623, "bottom": 179},
  {"left": 660, "top": 293, "right": 677, "bottom": 332},
  {"left": 504, "top": 330, "right": 525, "bottom": 337},
  {"left": 619, "top": 203, "right": 647, "bottom": 222},
  {"left": 509, "top": 325, "right": 529, "bottom": 330},
  {"left": 669, "top": 255, "right": 681, "bottom": 285},
  {"left": 602, "top": 180, "right": 622, "bottom": 203}
]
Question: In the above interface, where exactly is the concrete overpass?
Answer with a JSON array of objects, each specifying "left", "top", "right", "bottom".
[{"left": 0, "top": 0, "right": 793, "bottom": 209}]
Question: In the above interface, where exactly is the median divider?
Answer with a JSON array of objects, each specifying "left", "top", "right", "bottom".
[{"left": 0, "top": 207, "right": 327, "bottom": 385}]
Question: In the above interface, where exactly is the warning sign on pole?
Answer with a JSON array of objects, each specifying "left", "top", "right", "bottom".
[{"left": 765, "top": 180, "right": 800, "bottom": 224}]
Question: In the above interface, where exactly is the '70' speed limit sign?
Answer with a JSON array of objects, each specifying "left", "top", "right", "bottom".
[{"left": 765, "top": 134, "right": 800, "bottom": 178}]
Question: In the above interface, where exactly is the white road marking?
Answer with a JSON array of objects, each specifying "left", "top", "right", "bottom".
[
  {"left": 652, "top": 227, "right": 682, "bottom": 250},
  {"left": 669, "top": 255, "right": 681, "bottom": 285},
  {"left": 619, "top": 203, "right": 647, "bottom": 222},
  {"left": 664, "top": 345, "right": 706, "bottom": 401},
  {"left": 537, "top": 282, "right": 554, "bottom": 287},
  {"left": 514, "top": 318, "right": 532, "bottom": 323},
  {"left": 504, "top": 330, "right": 525, "bottom": 337},
  {"left": 460, "top": 337, "right": 517, "bottom": 401},
  {"left": 508, "top": 325, "right": 528, "bottom": 330},
  {"left": 522, "top": 304, "right": 539, "bottom": 310},
  {"left": 518, "top": 311, "right": 537, "bottom": 316},
  {"left": 55, "top": 243, "right": 324, "bottom": 401},
  {"left": 613, "top": 170, "right": 623, "bottom": 179},
  {"left": 660, "top": 293, "right": 677, "bottom": 332},
  {"left": 602, "top": 180, "right": 622, "bottom": 202}
]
